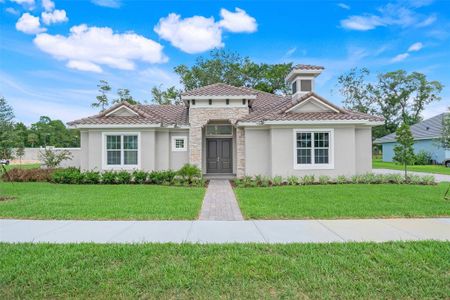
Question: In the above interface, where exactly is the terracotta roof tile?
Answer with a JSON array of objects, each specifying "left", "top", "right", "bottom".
[
  {"left": 182, "top": 83, "right": 257, "bottom": 97},
  {"left": 68, "top": 84, "right": 383, "bottom": 127},
  {"left": 293, "top": 64, "right": 324, "bottom": 70}
]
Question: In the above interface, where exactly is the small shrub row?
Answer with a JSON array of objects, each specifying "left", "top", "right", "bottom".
[
  {"left": 1, "top": 168, "right": 55, "bottom": 182},
  {"left": 233, "top": 173, "right": 436, "bottom": 188},
  {"left": 50, "top": 164, "right": 205, "bottom": 187}
]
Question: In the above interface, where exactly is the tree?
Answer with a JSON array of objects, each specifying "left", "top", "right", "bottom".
[
  {"left": 336, "top": 68, "right": 444, "bottom": 139},
  {"left": 27, "top": 133, "right": 38, "bottom": 147},
  {"left": 39, "top": 148, "right": 73, "bottom": 168},
  {"left": 393, "top": 123, "right": 415, "bottom": 180},
  {"left": 151, "top": 85, "right": 182, "bottom": 105},
  {"left": 0, "top": 96, "right": 16, "bottom": 159},
  {"left": 113, "top": 88, "right": 139, "bottom": 105},
  {"left": 174, "top": 50, "right": 292, "bottom": 94},
  {"left": 91, "top": 80, "right": 111, "bottom": 111},
  {"left": 15, "top": 145, "right": 25, "bottom": 166},
  {"left": 441, "top": 108, "right": 450, "bottom": 149}
]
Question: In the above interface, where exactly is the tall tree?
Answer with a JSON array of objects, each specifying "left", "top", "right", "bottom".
[
  {"left": 336, "top": 68, "right": 443, "bottom": 139},
  {"left": 393, "top": 123, "right": 415, "bottom": 180},
  {"left": 175, "top": 50, "right": 292, "bottom": 94},
  {"left": 151, "top": 85, "right": 182, "bottom": 105},
  {"left": 27, "top": 133, "right": 38, "bottom": 147},
  {"left": 91, "top": 80, "right": 111, "bottom": 111},
  {"left": 151, "top": 50, "right": 292, "bottom": 105},
  {"left": 441, "top": 108, "right": 450, "bottom": 149},
  {"left": 0, "top": 96, "right": 16, "bottom": 159},
  {"left": 113, "top": 88, "right": 138, "bottom": 105}
]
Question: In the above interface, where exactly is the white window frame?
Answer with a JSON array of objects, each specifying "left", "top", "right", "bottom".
[
  {"left": 172, "top": 136, "right": 187, "bottom": 152},
  {"left": 293, "top": 128, "right": 334, "bottom": 170},
  {"left": 102, "top": 132, "right": 141, "bottom": 170}
]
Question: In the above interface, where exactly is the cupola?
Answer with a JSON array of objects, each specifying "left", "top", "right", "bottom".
[{"left": 285, "top": 64, "right": 324, "bottom": 100}]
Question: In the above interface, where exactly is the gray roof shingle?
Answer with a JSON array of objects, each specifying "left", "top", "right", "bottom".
[{"left": 374, "top": 113, "right": 448, "bottom": 143}]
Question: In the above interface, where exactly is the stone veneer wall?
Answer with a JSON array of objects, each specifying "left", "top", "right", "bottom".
[{"left": 188, "top": 107, "right": 249, "bottom": 177}]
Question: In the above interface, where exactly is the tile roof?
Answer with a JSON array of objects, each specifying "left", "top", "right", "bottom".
[
  {"left": 181, "top": 83, "right": 257, "bottom": 97},
  {"left": 292, "top": 64, "right": 324, "bottom": 70},
  {"left": 68, "top": 84, "right": 383, "bottom": 127},
  {"left": 374, "top": 113, "right": 448, "bottom": 143}
]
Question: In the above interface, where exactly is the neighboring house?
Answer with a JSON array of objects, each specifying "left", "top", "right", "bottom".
[
  {"left": 374, "top": 113, "right": 449, "bottom": 165},
  {"left": 68, "top": 65, "right": 383, "bottom": 177}
]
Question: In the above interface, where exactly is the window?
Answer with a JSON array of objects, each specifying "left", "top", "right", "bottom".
[
  {"left": 292, "top": 81, "right": 297, "bottom": 94},
  {"left": 226, "top": 99, "right": 230, "bottom": 105},
  {"left": 206, "top": 125, "right": 233, "bottom": 136},
  {"left": 242, "top": 99, "right": 246, "bottom": 105},
  {"left": 172, "top": 136, "right": 187, "bottom": 151},
  {"left": 294, "top": 129, "right": 333, "bottom": 169},
  {"left": 104, "top": 133, "right": 139, "bottom": 168},
  {"left": 209, "top": 99, "right": 212, "bottom": 105},
  {"left": 300, "top": 80, "right": 312, "bottom": 92}
]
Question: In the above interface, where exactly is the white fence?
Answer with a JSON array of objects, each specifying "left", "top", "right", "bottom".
[{"left": 12, "top": 147, "right": 81, "bottom": 168}]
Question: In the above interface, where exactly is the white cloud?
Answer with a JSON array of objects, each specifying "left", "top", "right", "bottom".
[
  {"left": 33, "top": 24, "right": 168, "bottom": 73},
  {"left": 5, "top": 7, "right": 20, "bottom": 15},
  {"left": 66, "top": 60, "right": 102, "bottom": 73},
  {"left": 340, "top": 3, "right": 437, "bottom": 31},
  {"left": 41, "top": 9, "right": 68, "bottom": 25},
  {"left": 91, "top": 0, "right": 121, "bottom": 8},
  {"left": 41, "top": 0, "right": 54, "bottom": 11},
  {"left": 391, "top": 53, "right": 409, "bottom": 62},
  {"left": 408, "top": 42, "right": 423, "bottom": 52},
  {"left": 219, "top": 8, "right": 257, "bottom": 33},
  {"left": 337, "top": 3, "right": 350, "bottom": 10},
  {"left": 154, "top": 8, "right": 257, "bottom": 53},
  {"left": 341, "top": 15, "right": 383, "bottom": 31},
  {"left": 10, "top": 0, "right": 34, "bottom": 5},
  {"left": 16, "top": 13, "right": 46, "bottom": 34},
  {"left": 285, "top": 47, "right": 297, "bottom": 56},
  {"left": 417, "top": 15, "right": 437, "bottom": 27},
  {"left": 154, "top": 13, "right": 223, "bottom": 54}
]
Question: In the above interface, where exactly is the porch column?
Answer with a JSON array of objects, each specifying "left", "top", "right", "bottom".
[
  {"left": 236, "top": 127, "right": 245, "bottom": 178},
  {"left": 189, "top": 126, "right": 202, "bottom": 168}
]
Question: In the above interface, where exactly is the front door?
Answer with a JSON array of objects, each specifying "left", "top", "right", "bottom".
[{"left": 206, "top": 138, "right": 233, "bottom": 173}]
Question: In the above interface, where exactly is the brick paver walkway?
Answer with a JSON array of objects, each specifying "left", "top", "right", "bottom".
[{"left": 198, "top": 180, "right": 244, "bottom": 221}]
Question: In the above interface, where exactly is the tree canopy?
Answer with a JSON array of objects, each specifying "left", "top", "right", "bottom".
[
  {"left": 151, "top": 50, "right": 293, "bottom": 104},
  {"left": 337, "top": 68, "right": 443, "bottom": 139},
  {"left": 0, "top": 96, "right": 16, "bottom": 159}
]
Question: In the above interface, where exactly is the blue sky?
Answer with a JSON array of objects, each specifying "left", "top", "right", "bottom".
[{"left": 1, "top": 0, "right": 449, "bottom": 125}]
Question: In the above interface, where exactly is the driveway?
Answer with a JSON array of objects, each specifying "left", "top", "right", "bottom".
[{"left": 373, "top": 169, "right": 450, "bottom": 182}]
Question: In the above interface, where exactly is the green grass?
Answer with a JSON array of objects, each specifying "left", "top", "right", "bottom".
[
  {"left": 0, "top": 182, "right": 204, "bottom": 220},
  {"left": 236, "top": 184, "right": 450, "bottom": 219},
  {"left": 0, "top": 242, "right": 448, "bottom": 299},
  {"left": 373, "top": 158, "right": 450, "bottom": 175}
]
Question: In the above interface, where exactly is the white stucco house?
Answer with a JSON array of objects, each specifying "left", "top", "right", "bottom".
[{"left": 68, "top": 64, "right": 383, "bottom": 178}]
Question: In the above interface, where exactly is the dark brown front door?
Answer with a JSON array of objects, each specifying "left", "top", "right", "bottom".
[{"left": 206, "top": 138, "right": 233, "bottom": 173}]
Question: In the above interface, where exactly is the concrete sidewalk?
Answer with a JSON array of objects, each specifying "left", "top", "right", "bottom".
[
  {"left": 373, "top": 168, "right": 450, "bottom": 182},
  {"left": 1, "top": 218, "right": 449, "bottom": 244}
]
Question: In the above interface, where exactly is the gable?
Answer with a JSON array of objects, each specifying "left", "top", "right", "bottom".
[
  {"left": 105, "top": 105, "right": 139, "bottom": 117},
  {"left": 286, "top": 96, "right": 340, "bottom": 114}
]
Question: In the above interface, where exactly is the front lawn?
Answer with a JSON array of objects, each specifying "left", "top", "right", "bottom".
[
  {"left": 236, "top": 184, "right": 450, "bottom": 219},
  {"left": 373, "top": 159, "right": 450, "bottom": 175},
  {"left": 0, "top": 182, "right": 204, "bottom": 220},
  {"left": 2, "top": 163, "right": 40, "bottom": 172},
  {"left": 1, "top": 242, "right": 448, "bottom": 299}
]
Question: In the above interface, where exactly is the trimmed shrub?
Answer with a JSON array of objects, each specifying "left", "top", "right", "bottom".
[
  {"left": 133, "top": 170, "right": 148, "bottom": 184},
  {"left": 319, "top": 175, "right": 330, "bottom": 185},
  {"left": 148, "top": 170, "right": 176, "bottom": 184},
  {"left": 414, "top": 151, "right": 432, "bottom": 165},
  {"left": 272, "top": 176, "right": 283, "bottom": 186},
  {"left": 116, "top": 171, "right": 132, "bottom": 184},
  {"left": 101, "top": 171, "right": 117, "bottom": 184},
  {"left": 287, "top": 176, "right": 299, "bottom": 186},
  {"left": 82, "top": 171, "right": 101, "bottom": 184},
  {"left": 52, "top": 168, "right": 82, "bottom": 184},
  {"left": 419, "top": 175, "right": 436, "bottom": 185},
  {"left": 336, "top": 175, "right": 348, "bottom": 184},
  {"left": 2, "top": 168, "right": 54, "bottom": 182},
  {"left": 302, "top": 175, "right": 315, "bottom": 185},
  {"left": 260, "top": 176, "right": 271, "bottom": 187}
]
